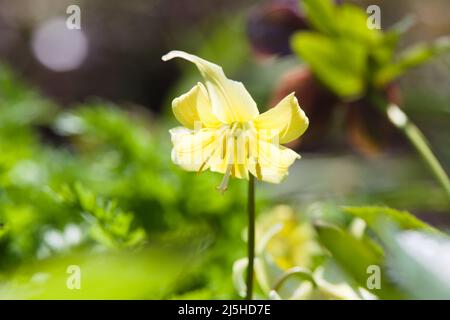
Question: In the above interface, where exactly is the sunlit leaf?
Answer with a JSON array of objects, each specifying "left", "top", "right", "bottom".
[
  {"left": 315, "top": 223, "right": 403, "bottom": 299},
  {"left": 336, "top": 4, "right": 381, "bottom": 45},
  {"left": 301, "top": 0, "right": 338, "bottom": 35},
  {"left": 379, "top": 227, "right": 450, "bottom": 299},
  {"left": 291, "top": 32, "right": 367, "bottom": 97},
  {"left": 344, "top": 206, "right": 436, "bottom": 232},
  {"left": 0, "top": 248, "right": 190, "bottom": 299}
]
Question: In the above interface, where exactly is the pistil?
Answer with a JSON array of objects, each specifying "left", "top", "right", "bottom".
[{"left": 217, "top": 164, "right": 233, "bottom": 194}]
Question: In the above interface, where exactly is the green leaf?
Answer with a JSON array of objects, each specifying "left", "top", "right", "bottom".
[
  {"left": 374, "top": 36, "right": 450, "bottom": 86},
  {"left": 302, "top": 1, "right": 381, "bottom": 44},
  {"left": 301, "top": 0, "right": 338, "bottom": 35},
  {"left": 291, "top": 32, "right": 367, "bottom": 97},
  {"left": 380, "top": 227, "right": 450, "bottom": 299},
  {"left": 371, "top": 16, "right": 415, "bottom": 66},
  {"left": 315, "top": 223, "right": 403, "bottom": 299},
  {"left": 370, "top": 15, "right": 413, "bottom": 67},
  {"left": 371, "top": 33, "right": 398, "bottom": 66},
  {"left": 344, "top": 206, "right": 436, "bottom": 232},
  {"left": 0, "top": 248, "right": 190, "bottom": 299},
  {"left": 57, "top": 183, "right": 147, "bottom": 249},
  {"left": 336, "top": 5, "right": 381, "bottom": 45}
]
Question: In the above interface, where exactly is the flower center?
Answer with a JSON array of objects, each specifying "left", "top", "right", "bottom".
[{"left": 216, "top": 122, "right": 253, "bottom": 194}]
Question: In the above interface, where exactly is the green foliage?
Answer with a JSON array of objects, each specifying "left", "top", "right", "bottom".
[
  {"left": 54, "top": 183, "right": 147, "bottom": 249},
  {"left": 315, "top": 222, "right": 403, "bottom": 299},
  {"left": 244, "top": 203, "right": 448, "bottom": 300},
  {"left": 291, "top": 33, "right": 367, "bottom": 97},
  {"left": 374, "top": 37, "right": 450, "bottom": 86},
  {"left": 0, "top": 248, "right": 190, "bottom": 299},
  {"left": 380, "top": 228, "right": 450, "bottom": 299},
  {"left": 303, "top": 205, "right": 450, "bottom": 299},
  {"left": 301, "top": 0, "right": 337, "bottom": 35},
  {"left": 344, "top": 206, "right": 436, "bottom": 232},
  {"left": 292, "top": 0, "right": 450, "bottom": 98},
  {"left": 0, "top": 66, "right": 252, "bottom": 298}
]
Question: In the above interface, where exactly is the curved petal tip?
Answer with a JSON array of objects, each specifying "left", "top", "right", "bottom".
[
  {"left": 162, "top": 50, "right": 179, "bottom": 62},
  {"left": 162, "top": 50, "right": 193, "bottom": 62}
]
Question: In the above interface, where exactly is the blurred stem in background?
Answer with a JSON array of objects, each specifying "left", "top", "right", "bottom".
[
  {"left": 246, "top": 175, "right": 255, "bottom": 300},
  {"left": 373, "top": 95, "right": 450, "bottom": 206}
]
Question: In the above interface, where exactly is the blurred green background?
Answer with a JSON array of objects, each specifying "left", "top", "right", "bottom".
[{"left": 0, "top": 0, "right": 449, "bottom": 299}]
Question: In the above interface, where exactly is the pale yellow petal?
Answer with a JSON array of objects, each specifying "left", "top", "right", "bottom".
[
  {"left": 253, "top": 93, "right": 309, "bottom": 144},
  {"left": 169, "top": 127, "right": 218, "bottom": 172},
  {"left": 248, "top": 137, "right": 300, "bottom": 183},
  {"left": 172, "top": 83, "right": 221, "bottom": 129},
  {"left": 195, "top": 82, "right": 222, "bottom": 128},
  {"left": 163, "top": 50, "right": 259, "bottom": 123},
  {"left": 171, "top": 85, "right": 201, "bottom": 129}
]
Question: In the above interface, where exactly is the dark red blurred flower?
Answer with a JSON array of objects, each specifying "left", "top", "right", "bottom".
[
  {"left": 344, "top": 84, "right": 402, "bottom": 156},
  {"left": 247, "top": 0, "right": 342, "bottom": 58},
  {"left": 247, "top": 0, "right": 308, "bottom": 57},
  {"left": 248, "top": 0, "right": 403, "bottom": 156},
  {"left": 270, "top": 67, "right": 402, "bottom": 156},
  {"left": 269, "top": 66, "right": 337, "bottom": 150}
]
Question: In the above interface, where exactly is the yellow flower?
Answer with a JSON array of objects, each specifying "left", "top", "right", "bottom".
[
  {"left": 162, "top": 51, "right": 309, "bottom": 192},
  {"left": 256, "top": 205, "right": 319, "bottom": 270}
]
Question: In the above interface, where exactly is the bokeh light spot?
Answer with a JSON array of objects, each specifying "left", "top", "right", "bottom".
[{"left": 31, "top": 17, "right": 88, "bottom": 72}]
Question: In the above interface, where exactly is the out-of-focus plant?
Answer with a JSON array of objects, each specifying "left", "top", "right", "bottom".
[
  {"left": 53, "top": 183, "right": 147, "bottom": 249},
  {"left": 381, "top": 227, "right": 450, "bottom": 299},
  {"left": 313, "top": 205, "right": 449, "bottom": 298},
  {"left": 247, "top": 0, "right": 342, "bottom": 58},
  {"left": 247, "top": 0, "right": 450, "bottom": 204},
  {"left": 345, "top": 206, "right": 450, "bottom": 299},
  {"left": 0, "top": 64, "right": 256, "bottom": 298},
  {"left": 233, "top": 205, "right": 377, "bottom": 299},
  {"left": 233, "top": 204, "right": 450, "bottom": 299},
  {"left": 0, "top": 248, "right": 191, "bottom": 299}
]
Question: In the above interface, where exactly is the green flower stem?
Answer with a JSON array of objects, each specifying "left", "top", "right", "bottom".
[
  {"left": 246, "top": 174, "right": 255, "bottom": 300},
  {"left": 374, "top": 96, "right": 450, "bottom": 204},
  {"left": 394, "top": 108, "right": 450, "bottom": 203}
]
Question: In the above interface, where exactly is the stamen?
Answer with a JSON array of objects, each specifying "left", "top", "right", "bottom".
[
  {"left": 197, "top": 156, "right": 210, "bottom": 175},
  {"left": 217, "top": 164, "right": 233, "bottom": 194},
  {"left": 198, "top": 129, "right": 226, "bottom": 175},
  {"left": 245, "top": 137, "right": 250, "bottom": 159},
  {"left": 216, "top": 123, "right": 241, "bottom": 193},
  {"left": 221, "top": 135, "right": 227, "bottom": 159},
  {"left": 255, "top": 162, "right": 262, "bottom": 180},
  {"left": 230, "top": 122, "right": 239, "bottom": 134}
]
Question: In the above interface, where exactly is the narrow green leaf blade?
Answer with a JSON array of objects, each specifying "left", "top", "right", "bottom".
[
  {"left": 374, "top": 36, "right": 450, "bottom": 86},
  {"left": 380, "top": 227, "right": 450, "bottom": 299},
  {"left": 315, "top": 223, "right": 404, "bottom": 299},
  {"left": 344, "top": 206, "right": 436, "bottom": 232}
]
